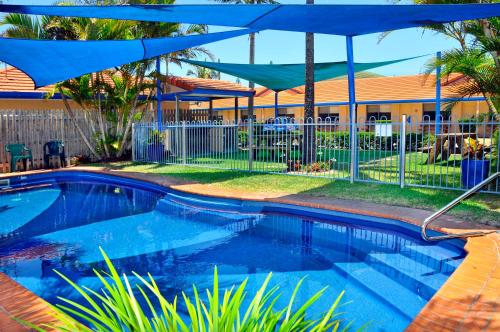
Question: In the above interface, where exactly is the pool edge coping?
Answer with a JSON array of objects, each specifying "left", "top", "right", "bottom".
[{"left": 0, "top": 168, "right": 498, "bottom": 332}]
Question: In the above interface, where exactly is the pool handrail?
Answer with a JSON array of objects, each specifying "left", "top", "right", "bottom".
[{"left": 421, "top": 172, "right": 500, "bottom": 241}]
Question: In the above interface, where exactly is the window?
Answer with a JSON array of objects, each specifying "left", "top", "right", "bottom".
[
  {"left": 278, "top": 107, "right": 295, "bottom": 119},
  {"left": 422, "top": 103, "right": 451, "bottom": 121},
  {"left": 366, "top": 104, "right": 391, "bottom": 121},
  {"left": 240, "top": 110, "right": 256, "bottom": 121},
  {"left": 319, "top": 113, "right": 339, "bottom": 121},
  {"left": 318, "top": 106, "right": 340, "bottom": 121}
]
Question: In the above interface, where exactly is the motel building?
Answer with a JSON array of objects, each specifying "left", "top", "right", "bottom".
[
  {"left": 204, "top": 73, "right": 490, "bottom": 127},
  {"left": 0, "top": 66, "right": 491, "bottom": 126}
]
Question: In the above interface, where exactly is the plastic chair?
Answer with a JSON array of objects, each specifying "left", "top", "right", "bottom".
[
  {"left": 5, "top": 144, "right": 33, "bottom": 172},
  {"left": 43, "top": 140, "right": 66, "bottom": 168}
]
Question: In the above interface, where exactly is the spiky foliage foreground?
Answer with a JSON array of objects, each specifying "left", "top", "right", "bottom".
[{"left": 20, "top": 248, "right": 365, "bottom": 332}]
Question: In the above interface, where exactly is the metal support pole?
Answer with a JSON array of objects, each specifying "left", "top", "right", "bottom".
[
  {"left": 399, "top": 115, "right": 407, "bottom": 188},
  {"left": 132, "top": 122, "right": 136, "bottom": 162},
  {"left": 274, "top": 91, "right": 279, "bottom": 119},
  {"left": 248, "top": 119, "right": 253, "bottom": 171},
  {"left": 435, "top": 51, "right": 442, "bottom": 135},
  {"left": 346, "top": 36, "right": 357, "bottom": 183},
  {"left": 182, "top": 121, "right": 187, "bottom": 165},
  {"left": 175, "top": 96, "right": 180, "bottom": 158},
  {"left": 156, "top": 57, "right": 162, "bottom": 128}
]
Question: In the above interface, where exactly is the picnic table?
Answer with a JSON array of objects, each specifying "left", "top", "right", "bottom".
[{"left": 426, "top": 133, "right": 476, "bottom": 164}]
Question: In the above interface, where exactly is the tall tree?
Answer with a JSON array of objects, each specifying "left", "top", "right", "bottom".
[
  {"left": 389, "top": 0, "right": 499, "bottom": 114},
  {"left": 187, "top": 64, "right": 219, "bottom": 79},
  {"left": 1, "top": 0, "right": 212, "bottom": 159},
  {"left": 303, "top": 0, "right": 316, "bottom": 164},
  {"left": 425, "top": 48, "right": 499, "bottom": 116},
  {"left": 213, "top": 0, "right": 279, "bottom": 121}
]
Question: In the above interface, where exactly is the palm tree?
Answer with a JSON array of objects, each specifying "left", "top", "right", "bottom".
[
  {"left": 213, "top": 0, "right": 279, "bottom": 121},
  {"left": 303, "top": 0, "right": 315, "bottom": 164},
  {"left": 1, "top": 0, "right": 213, "bottom": 159},
  {"left": 425, "top": 48, "right": 499, "bottom": 115},
  {"left": 0, "top": 13, "right": 51, "bottom": 39},
  {"left": 389, "top": 0, "right": 499, "bottom": 115},
  {"left": 187, "top": 64, "right": 219, "bottom": 79}
]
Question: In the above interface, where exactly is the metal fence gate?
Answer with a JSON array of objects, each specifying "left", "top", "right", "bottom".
[{"left": 133, "top": 118, "right": 500, "bottom": 194}]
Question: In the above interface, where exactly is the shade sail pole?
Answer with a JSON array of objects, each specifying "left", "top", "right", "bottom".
[
  {"left": 274, "top": 91, "right": 279, "bottom": 119},
  {"left": 346, "top": 36, "right": 357, "bottom": 183},
  {"left": 435, "top": 51, "right": 442, "bottom": 135},
  {"left": 156, "top": 57, "right": 162, "bottom": 127}
]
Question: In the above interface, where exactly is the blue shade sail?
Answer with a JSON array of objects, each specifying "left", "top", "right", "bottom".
[
  {"left": 0, "top": 29, "right": 253, "bottom": 88},
  {"left": 180, "top": 57, "right": 421, "bottom": 92},
  {"left": 0, "top": 4, "right": 498, "bottom": 35}
]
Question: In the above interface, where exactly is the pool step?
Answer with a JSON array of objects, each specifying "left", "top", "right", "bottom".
[
  {"left": 400, "top": 244, "right": 464, "bottom": 275},
  {"left": 163, "top": 193, "right": 244, "bottom": 212},
  {"left": 334, "top": 261, "right": 423, "bottom": 320},
  {"left": 36, "top": 210, "right": 241, "bottom": 264},
  {"left": 0, "top": 187, "right": 61, "bottom": 239},
  {"left": 156, "top": 197, "right": 262, "bottom": 229},
  {"left": 367, "top": 252, "right": 449, "bottom": 300},
  {"left": 0, "top": 178, "right": 10, "bottom": 190}
]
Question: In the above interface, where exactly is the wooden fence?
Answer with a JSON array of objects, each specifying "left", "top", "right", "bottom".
[
  {"left": 0, "top": 107, "right": 221, "bottom": 173},
  {"left": 0, "top": 109, "right": 98, "bottom": 173},
  {"left": 159, "top": 108, "right": 210, "bottom": 122}
]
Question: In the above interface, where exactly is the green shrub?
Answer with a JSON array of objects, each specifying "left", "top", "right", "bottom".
[
  {"left": 492, "top": 128, "right": 499, "bottom": 170},
  {"left": 316, "top": 131, "right": 434, "bottom": 151},
  {"left": 22, "top": 248, "right": 364, "bottom": 332},
  {"left": 147, "top": 129, "right": 165, "bottom": 144},
  {"left": 239, "top": 130, "right": 435, "bottom": 152}
]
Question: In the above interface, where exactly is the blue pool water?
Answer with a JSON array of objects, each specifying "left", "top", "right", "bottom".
[{"left": 0, "top": 172, "right": 466, "bottom": 331}]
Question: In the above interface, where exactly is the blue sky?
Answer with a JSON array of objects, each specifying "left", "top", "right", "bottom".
[{"left": 1, "top": 0, "right": 461, "bottom": 83}]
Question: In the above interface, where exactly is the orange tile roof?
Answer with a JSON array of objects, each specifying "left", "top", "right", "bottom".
[
  {"left": 166, "top": 76, "right": 252, "bottom": 93},
  {"left": 204, "top": 73, "right": 469, "bottom": 109},
  {"left": 0, "top": 67, "right": 120, "bottom": 94},
  {"left": 0, "top": 67, "right": 54, "bottom": 93},
  {"left": 0, "top": 67, "right": 252, "bottom": 97}
]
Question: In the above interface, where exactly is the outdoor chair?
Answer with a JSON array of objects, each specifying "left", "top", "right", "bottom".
[
  {"left": 5, "top": 144, "right": 33, "bottom": 172},
  {"left": 43, "top": 140, "right": 67, "bottom": 168}
]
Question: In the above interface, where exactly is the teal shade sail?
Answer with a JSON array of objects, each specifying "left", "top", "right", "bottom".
[
  {"left": 180, "top": 57, "right": 421, "bottom": 91},
  {"left": 0, "top": 29, "right": 253, "bottom": 88},
  {"left": 0, "top": 4, "right": 498, "bottom": 35}
]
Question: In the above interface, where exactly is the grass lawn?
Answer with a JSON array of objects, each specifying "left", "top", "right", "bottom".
[
  {"left": 89, "top": 161, "right": 499, "bottom": 226},
  {"left": 146, "top": 148, "right": 486, "bottom": 189}
]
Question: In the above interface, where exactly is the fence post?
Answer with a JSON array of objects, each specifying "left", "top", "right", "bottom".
[
  {"left": 349, "top": 107, "right": 357, "bottom": 183},
  {"left": 182, "top": 121, "right": 187, "bottom": 165},
  {"left": 132, "top": 122, "right": 136, "bottom": 162},
  {"left": 399, "top": 115, "right": 407, "bottom": 188},
  {"left": 248, "top": 119, "right": 253, "bottom": 171}
]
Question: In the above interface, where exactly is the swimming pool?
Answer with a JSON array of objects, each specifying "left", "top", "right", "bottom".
[{"left": 0, "top": 171, "right": 466, "bottom": 331}]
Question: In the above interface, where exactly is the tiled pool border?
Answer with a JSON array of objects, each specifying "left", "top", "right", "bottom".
[{"left": 0, "top": 167, "right": 498, "bottom": 331}]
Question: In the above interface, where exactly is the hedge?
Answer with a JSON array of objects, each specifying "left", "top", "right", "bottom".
[{"left": 238, "top": 130, "right": 435, "bottom": 152}]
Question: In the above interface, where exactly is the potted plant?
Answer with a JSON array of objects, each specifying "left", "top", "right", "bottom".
[
  {"left": 458, "top": 117, "right": 477, "bottom": 134},
  {"left": 461, "top": 137, "right": 489, "bottom": 189},
  {"left": 147, "top": 129, "right": 165, "bottom": 162},
  {"left": 287, "top": 159, "right": 301, "bottom": 172}
]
